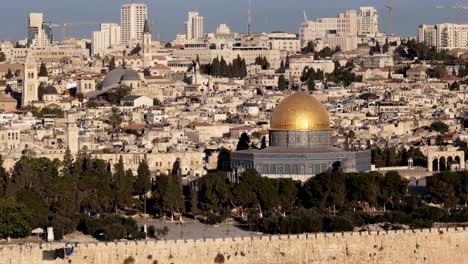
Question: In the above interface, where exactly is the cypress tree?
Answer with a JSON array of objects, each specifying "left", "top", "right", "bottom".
[
  {"left": 39, "top": 62, "right": 48, "bottom": 77},
  {"left": 278, "top": 74, "right": 287, "bottom": 91}
]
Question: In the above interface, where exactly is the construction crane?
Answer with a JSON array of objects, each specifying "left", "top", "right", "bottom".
[
  {"left": 384, "top": 0, "right": 393, "bottom": 34},
  {"left": 50, "top": 22, "right": 100, "bottom": 41},
  {"left": 247, "top": 0, "right": 253, "bottom": 34},
  {"left": 436, "top": 4, "right": 468, "bottom": 24}
]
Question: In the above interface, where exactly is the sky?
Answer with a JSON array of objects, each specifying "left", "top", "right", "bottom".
[{"left": 0, "top": 0, "right": 463, "bottom": 41}]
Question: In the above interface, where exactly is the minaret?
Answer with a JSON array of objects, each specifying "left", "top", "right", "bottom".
[
  {"left": 22, "top": 55, "right": 39, "bottom": 106},
  {"left": 65, "top": 111, "right": 79, "bottom": 155},
  {"left": 142, "top": 20, "right": 152, "bottom": 68}
]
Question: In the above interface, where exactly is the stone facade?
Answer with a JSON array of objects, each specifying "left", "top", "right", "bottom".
[
  {"left": 0, "top": 228, "right": 467, "bottom": 264},
  {"left": 270, "top": 130, "right": 331, "bottom": 148}
]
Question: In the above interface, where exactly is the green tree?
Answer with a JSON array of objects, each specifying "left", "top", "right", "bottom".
[
  {"left": 430, "top": 121, "right": 449, "bottom": 133},
  {"left": 109, "top": 107, "right": 122, "bottom": 132},
  {"left": 301, "top": 41, "right": 315, "bottom": 54},
  {"left": 380, "top": 171, "right": 408, "bottom": 209},
  {"left": 5, "top": 68, "right": 14, "bottom": 79},
  {"left": 108, "top": 57, "right": 116, "bottom": 71},
  {"left": 236, "top": 132, "right": 251, "bottom": 151},
  {"left": 112, "top": 156, "right": 133, "bottom": 210},
  {"left": 135, "top": 159, "right": 151, "bottom": 213},
  {"left": 155, "top": 175, "right": 185, "bottom": 217},
  {"left": 306, "top": 77, "right": 315, "bottom": 91},
  {"left": 106, "top": 85, "right": 131, "bottom": 104},
  {"left": 432, "top": 65, "right": 447, "bottom": 79},
  {"left": 128, "top": 44, "right": 141, "bottom": 56},
  {"left": 260, "top": 136, "right": 267, "bottom": 149},
  {"left": 277, "top": 60, "right": 286, "bottom": 73},
  {"left": 278, "top": 74, "right": 287, "bottom": 90},
  {"left": 255, "top": 56, "right": 270, "bottom": 70},
  {"left": 0, "top": 51, "right": 5, "bottom": 62},
  {"left": 38, "top": 62, "right": 48, "bottom": 77},
  {"left": 0, "top": 199, "right": 32, "bottom": 239},
  {"left": 197, "top": 173, "right": 231, "bottom": 212},
  {"left": 61, "top": 147, "right": 73, "bottom": 177}
]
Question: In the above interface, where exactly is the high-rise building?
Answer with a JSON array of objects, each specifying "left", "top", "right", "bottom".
[
  {"left": 120, "top": 3, "right": 148, "bottom": 46},
  {"left": 299, "top": 10, "right": 358, "bottom": 47},
  {"left": 418, "top": 25, "right": 437, "bottom": 47},
  {"left": 358, "top": 7, "right": 379, "bottom": 36},
  {"left": 299, "top": 7, "right": 380, "bottom": 47},
  {"left": 418, "top": 23, "right": 468, "bottom": 50},
  {"left": 92, "top": 23, "right": 121, "bottom": 55},
  {"left": 185, "top": 11, "right": 204, "bottom": 40},
  {"left": 27, "top": 13, "right": 52, "bottom": 48}
]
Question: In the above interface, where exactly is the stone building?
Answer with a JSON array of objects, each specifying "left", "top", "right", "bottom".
[{"left": 231, "top": 91, "right": 371, "bottom": 181}]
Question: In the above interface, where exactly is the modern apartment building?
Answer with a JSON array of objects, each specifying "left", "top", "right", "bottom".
[
  {"left": 27, "top": 13, "right": 53, "bottom": 48},
  {"left": 120, "top": 3, "right": 147, "bottom": 46},
  {"left": 92, "top": 23, "right": 121, "bottom": 55},
  {"left": 358, "top": 7, "right": 379, "bottom": 36},
  {"left": 418, "top": 23, "right": 468, "bottom": 50},
  {"left": 185, "top": 11, "right": 204, "bottom": 40},
  {"left": 418, "top": 25, "right": 438, "bottom": 47},
  {"left": 299, "top": 7, "right": 379, "bottom": 48}
]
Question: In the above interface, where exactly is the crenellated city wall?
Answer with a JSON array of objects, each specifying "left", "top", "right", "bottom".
[{"left": 0, "top": 227, "right": 467, "bottom": 264}]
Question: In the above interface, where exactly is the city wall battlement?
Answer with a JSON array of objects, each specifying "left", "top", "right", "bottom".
[{"left": 0, "top": 227, "right": 467, "bottom": 264}]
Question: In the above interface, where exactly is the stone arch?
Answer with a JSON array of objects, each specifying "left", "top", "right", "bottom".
[
  {"left": 432, "top": 158, "right": 439, "bottom": 172},
  {"left": 172, "top": 158, "right": 181, "bottom": 176},
  {"left": 440, "top": 157, "right": 447, "bottom": 171},
  {"left": 447, "top": 156, "right": 454, "bottom": 170}
]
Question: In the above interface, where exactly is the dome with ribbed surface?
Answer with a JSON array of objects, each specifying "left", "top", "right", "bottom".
[
  {"left": 270, "top": 91, "right": 330, "bottom": 131},
  {"left": 102, "top": 68, "right": 140, "bottom": 89}
]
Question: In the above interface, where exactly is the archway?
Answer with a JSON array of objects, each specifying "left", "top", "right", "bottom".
[
  {"left": 432, "top": 158, "right": 439, "bottom": 172},
  {"left": 447, "top": 156, "right": 454, "bottom": 171},
  {"left": 455, "top": 156, "right": 461, "bottom": 165},
  {"left": 439, "top": 157, "right": 447, "bottom": 171},
  {"left": 172, "top": 158, "right": 181, "bottom": 176}
]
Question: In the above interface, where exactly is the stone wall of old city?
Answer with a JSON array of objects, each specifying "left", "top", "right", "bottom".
[{"left": 0, "top": 227, "right": 467, "bottom": 264}]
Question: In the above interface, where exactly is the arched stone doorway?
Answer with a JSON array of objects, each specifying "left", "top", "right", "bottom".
[
  {"left": 440, "top": 157, "right": 447, "bottom": 171},
  {"left": 447, "top": 156, "right": 454, "bottom": 171},
  {"left": 432, "top": 158, "right": 439, "bottom": 172}
]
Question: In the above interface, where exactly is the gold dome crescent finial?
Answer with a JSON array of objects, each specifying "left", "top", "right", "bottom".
[{"left": 270, "top": 91, "right": 330, "bottom": 131}]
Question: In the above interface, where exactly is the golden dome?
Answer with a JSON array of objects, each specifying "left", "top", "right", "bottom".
[{"left": 270, "top": 91, "right": 330, "bottom": 131}]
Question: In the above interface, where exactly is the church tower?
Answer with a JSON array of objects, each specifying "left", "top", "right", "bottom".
[
  {"left": 142, "top": 20, "right": 153, "bottom": 67},
  {"left": 22, "top": 55, "right": 39, "bottom": 106}
]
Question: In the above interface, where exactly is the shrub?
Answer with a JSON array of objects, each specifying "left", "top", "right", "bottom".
[
  {"left": 206, "top": 213, "right": 225, "bottom": 225},
  {"left": 147, "top": 225, "right": 156, "bottom": 238},
  {"left": 104, "top": 224, "right": 126, "bottom": 241}
]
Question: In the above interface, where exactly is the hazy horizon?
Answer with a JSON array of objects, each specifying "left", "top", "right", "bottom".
[{"left": 0, "top": 0, "right": 462, "bottom": 41}]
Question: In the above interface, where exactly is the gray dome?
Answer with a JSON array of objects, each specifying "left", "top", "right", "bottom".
[
  {"left": 121, "top": 70, "right": 140, "bottom": 81},
  {"left": 102, "top": 68, "right": 141, "bottom": 89},
  {"left": 42, "top": 85, "right": 58, "bottom": 94}
]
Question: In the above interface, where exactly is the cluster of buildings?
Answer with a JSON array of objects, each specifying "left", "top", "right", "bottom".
[
  {"left": 0, "top": 4, "right": 466, "bottom": 183},
  {"left": 299, "top": 7, "right": 380, "bottom": 51},
  {"left": 418, "top": 23, "right": 468, "bottom": 50}
]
